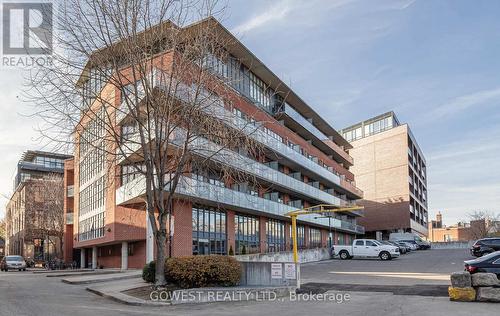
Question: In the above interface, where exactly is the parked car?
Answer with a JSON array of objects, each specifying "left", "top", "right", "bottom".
[
  {"left": 470, "top": 238, "right": 500, "bottom": 257},
  {"left": 332, "top": 239, "right": 400, "bottom": 261},
  {"left": 464, "top": 251, "right": 500, "bottom": 277},
  {"left": 389, "top": 232, "right": 431, "bottom": 249},
  {"left": 399, "top": 241, "right": 417, "bottom": 251},
  {"left": 381, "top": 241, "right": 407, "bottom": 254},
  {"left": 0, "top": 255, "right": 27, "bottom": 271},
  {"left": 396, "top": 241, "right": 412, "bottom": 252}
]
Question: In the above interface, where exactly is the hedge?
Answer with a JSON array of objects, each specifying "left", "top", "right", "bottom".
[
  {"left": 142, "top": 255, "right": 242, "bottom": 288},
  {"left": 166, "top": 255, "right": 241, "bottom": 288},
  {"left": 142, "top": 261, "right": 156, "bottom": 283}
]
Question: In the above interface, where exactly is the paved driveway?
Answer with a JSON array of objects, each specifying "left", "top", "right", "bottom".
[
  {"left": 301, "top": 249, "right": 473, "bottom": 286},
  {"left": 1, "top": 250, "right": 498, "bottom": 316}
]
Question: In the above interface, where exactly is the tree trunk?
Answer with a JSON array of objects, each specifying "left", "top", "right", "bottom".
[{"left": 155, "top": 232, "right": 167, "bottom": 286}]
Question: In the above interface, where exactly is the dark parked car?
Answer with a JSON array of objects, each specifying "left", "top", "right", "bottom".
[
  {"left": 470, "top": 238, "right": 500, "bottom": 257},
  {"left": 381, "top": 241, "right": 407, "bottom": 254},
  {"left": 396, "top": 242, "right": 412, "bottom": 253},
  {"left": 464, "top": 251, "right": 500, "bottom": 277}
]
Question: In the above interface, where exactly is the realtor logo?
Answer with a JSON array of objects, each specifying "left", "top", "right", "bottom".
[{"left": 2, "top": 2, "right": 53, "bottom": 55}]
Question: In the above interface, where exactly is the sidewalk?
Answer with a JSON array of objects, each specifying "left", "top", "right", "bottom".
[
  {"left": 86, "top": 278, "right": 169, "bottom": 306},
  {"left": 61, "top": 270, "right": 141, "bottom": 285}
]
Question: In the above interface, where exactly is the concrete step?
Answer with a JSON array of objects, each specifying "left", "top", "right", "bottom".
[{"left": 61, "top": 270, "right": 141, "bottom": 285}]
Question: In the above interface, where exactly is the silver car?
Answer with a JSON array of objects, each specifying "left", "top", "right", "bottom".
[{"left": 1, "top": 255, "right": 27, "bottom": 271}]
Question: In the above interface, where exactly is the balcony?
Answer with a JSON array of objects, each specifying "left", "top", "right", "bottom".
[
  {"left": 274, "top": 103, "right": 353, "bottom": 166},
  {"left": 116, "top": 69, "right": 361, "bottom": 197},
  {"left": 120, "top": 129, "right": 348, "bottom": 206},
  {"left": 116, "top": 175, "right": 365, "bottom": 234}
]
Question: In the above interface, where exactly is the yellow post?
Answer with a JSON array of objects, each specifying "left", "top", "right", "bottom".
[{"left": 292, "top": 215, "right": 298, "bottom": 263}]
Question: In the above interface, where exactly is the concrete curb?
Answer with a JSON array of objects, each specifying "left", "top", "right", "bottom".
[
  {"left": 32, "top": 269, "right": 95, "bottom": 274},
  {"left": 86, "top": 287, "right": 171, "bottom": 306},
  {"left": 62, "top": 273, "right": 141, "bottom": 285},
  {"left": 86, "top": 282, "right": 296, "bottom": 306},
  {"left": 85, "top": 284, "right": 171, "bottom": 306},
  {"left": 46, "top": 271, "right": 122, "bottom": 278}
]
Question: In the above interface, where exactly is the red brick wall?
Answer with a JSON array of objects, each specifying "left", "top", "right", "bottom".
[{"left": 171, "top": 200, "right": 192, "bottom": 257}]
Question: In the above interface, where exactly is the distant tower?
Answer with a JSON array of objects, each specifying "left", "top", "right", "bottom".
[{"left": 436, "top": 212, "right": 443, "bottom": 228}]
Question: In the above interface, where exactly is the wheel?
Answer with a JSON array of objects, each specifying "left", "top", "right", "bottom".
[
  {"left": 18, "top": 269, "right": 22, "bottom": 271},
  {"left": 379, "top": 251, "right": 391, "bottom": 261},
  {"left": 339, "top": 250, "right": 350, "bottom": 260},
  {"left": 23, "top": 268, "right": 26, "bottom": 271}
]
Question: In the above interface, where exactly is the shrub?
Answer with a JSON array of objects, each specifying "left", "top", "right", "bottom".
[
  {"left": 228, "top": 245, "right": 234, "bottom": 256},
  {"left": 241, "top": 245, "right": 247, "bottom": 255},
  {"left": 165, "top": 255, "right": 241, "bottom": 288},
  {"left": 142, "top": 261, "right": 156, "bottom": 283}
]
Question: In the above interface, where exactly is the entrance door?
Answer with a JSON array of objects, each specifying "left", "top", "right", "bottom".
[{"left": 198, "top": 239, "right": 209, "bottom": 255}]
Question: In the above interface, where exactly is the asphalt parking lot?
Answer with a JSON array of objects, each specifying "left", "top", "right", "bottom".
[{"left": 301, "top": 248, "right": 473, "bottom": 288}]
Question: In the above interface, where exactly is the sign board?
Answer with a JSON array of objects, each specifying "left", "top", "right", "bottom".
[
  {"left": 284, "top": 263, "right": 296, "bottom": 279},
  {"left": 271, "top": 263, "right": 283, "bottom": 279}
]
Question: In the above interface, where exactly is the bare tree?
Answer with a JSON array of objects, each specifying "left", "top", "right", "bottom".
[
  {"left": 0, "top": 218, "right": 5, "bottom": 240},
  {"left": 467, "top": 210, "right": 500, "bottom": 239},
  {"left": 26, "top": 0, "right": 270, "bottom": 285},
  {"left": 23, "top": 176, "right": 65, "bottom": 260}
]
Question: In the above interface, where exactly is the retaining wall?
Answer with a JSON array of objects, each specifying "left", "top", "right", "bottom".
[{"left": 235, "top": 248, "right": 330, "bottom": 263}]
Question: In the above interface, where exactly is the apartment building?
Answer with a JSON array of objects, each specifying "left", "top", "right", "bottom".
[
  {"left": 341, "top": 112, "right": 428, "bottom": 239},
  {"left": 5, "top": 151, "right": 71, "bottom": 260},
  {"left": 69, "top": 17, "right": 364, "bottom": 269}
]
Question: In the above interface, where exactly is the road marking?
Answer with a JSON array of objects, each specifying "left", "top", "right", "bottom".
[{"left": 328, "top": 271, "right": 450, "bottom": 281}]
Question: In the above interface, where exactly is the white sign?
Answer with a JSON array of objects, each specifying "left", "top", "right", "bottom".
[
  {"left": 284, "top": 263, "right": 296, "bottom": 279},
  {"left": 271, "top": 263, "right": 283, "bottom": 279}
]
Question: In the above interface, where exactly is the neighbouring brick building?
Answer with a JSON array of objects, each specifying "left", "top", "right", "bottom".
[
  {"left": 5, "top": 151, "right": 71, "bottom": 261},
  {"left": 66, "top": 17, "right": 364, "bottom": 270},
  {"left": 341, "top": 112, "right": 428, "bottom": 240},
  {"left": 428, "top": 212, "right": 486, "bottom": 242}
]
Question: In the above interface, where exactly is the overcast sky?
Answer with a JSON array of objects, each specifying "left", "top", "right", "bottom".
[{"left": 1, "top": 0, "right": 499, "bottom": 225}]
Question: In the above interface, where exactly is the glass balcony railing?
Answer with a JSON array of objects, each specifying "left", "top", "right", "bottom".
[
  {"left": 119, "top": 129, "right": 350, "bottom": 206},
  {"left": 117, "top": 68, "right": 363, "bottom": 197},
  {"left": 276, "top": 103, "right": 353, "bottom": 165},
  {"left": 116, "top": 175, "right": 364, "bottom": 234}
]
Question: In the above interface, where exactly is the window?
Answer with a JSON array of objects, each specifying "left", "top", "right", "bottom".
[
  {"left": 266, "top": 219, "right": 285, "bottom": 252},
  {"left": 33, "top": 156, "right": 65, "bottom": 169},
  {"left": 366, "top": 240, "right": 377, "bottom": 247},
  {"left": 121, "top": 163, "right": 145, "bottom": 185},
  {"left": 192, "top": 206, "right": 226, "bottom": 255},
  {"left": 309, "top": 228, "right": 321, "bottom": 248},
  {"left": 78, "top": 212, "right": 105, "bottom": 241},
  {"left": 235, "top": 214, "right": 260, "bottom": 254},
  {"left": 355, "top": 240, "right": 364, "bottom": 246},
  {"left": 291, "top": 225, "right": 305, "bottom": 249}
]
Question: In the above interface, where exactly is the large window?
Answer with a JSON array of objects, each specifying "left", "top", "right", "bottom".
[
  {"left": 192, "top": 206, "right": 226, "bottom": 255},
  {"left": 290, "top": 225, "right": 305, "bottom": 249},
  {"left": 266, "top": 219, "right": 285, "bottom": 252},
  {"left": 121, "top": 163, "right": 145, "bottom": 185},
  {"left": 79, "top": 212, "right": 105, "bottom": 241},
  {"left": 309, "top": 227, "right": 321, "bottom": 248},
  {"left": 33, "top": 156, "right": 65, "bottom": 169},
  {"left": 234, "top": 214, "right": 260, "bottom": 254}
]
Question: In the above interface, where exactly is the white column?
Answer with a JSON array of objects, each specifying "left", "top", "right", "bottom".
[
  {"left": 146, "top": 210, "right": 154, "bottom": 263},
  {"left": 121, "top": 241, "right": 128, "bottom": 270},
  {"left": 80, "top": 248, "right": 86, "bottom": 269},
  {"left": 92, "top": 246, "right": 97, "bottom": 269}
]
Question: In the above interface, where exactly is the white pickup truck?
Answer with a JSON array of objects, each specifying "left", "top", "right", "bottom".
[{"left": 332, "top": 239, "right": 400, "bottom": 260}]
